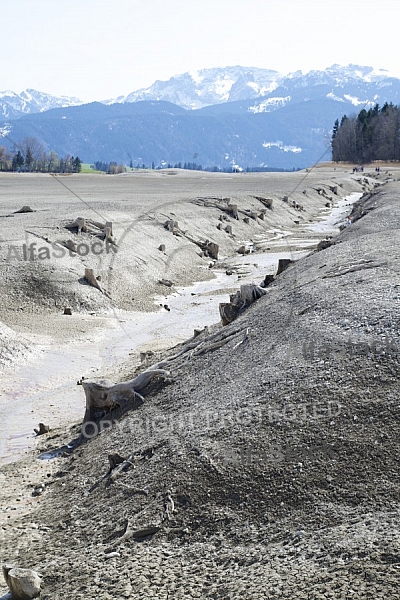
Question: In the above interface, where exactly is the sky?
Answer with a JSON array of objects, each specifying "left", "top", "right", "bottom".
[{"left": 2, "top": 0, "right": 400, "bottom": 102}]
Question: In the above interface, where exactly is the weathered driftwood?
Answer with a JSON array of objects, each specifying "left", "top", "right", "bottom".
[
  {"left": 219, "top": 284, "right": 267, "bottom": 325},
  {"left": 252, "top": 196, "right": 273, "bottom": 210},
  {"left": 65, "top": 217, "right": 115, "bottom": 243},
  {"left": 79, "top": 369, "right": 170, "bottom": 427},
  {"left": 66, "top": 216, "right": 86, "bottom": 233},
  {"left": 162, "top": 490, "right": 175, "bottom": 521},
  {"left": 106, "top": 522, "right": 161, "bottom": 550},
  {"left": 84, "top": 267, "right": 102, "bottom": 291},
  {"left": 242, "top": 209, "right": 258, "bottom": 221},
  {"left": 108, "top": 453, "right": 125, "bottom": 471},
  {"left": 3, "top": 564, "right": 41, "bottom": 600},
  {"left": 34, "top": 423, "right": 50, "bottom": 436}
]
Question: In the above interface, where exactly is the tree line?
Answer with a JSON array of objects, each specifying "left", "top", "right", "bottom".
[
  {"left": 0, "top": 137, "right": 82, "bottom": 172},
  {"left": 332, "top": 102, "right": 400, "bottom": 163}
]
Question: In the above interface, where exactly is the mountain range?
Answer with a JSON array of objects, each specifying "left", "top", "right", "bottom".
[{"left": 2, "top": 64, "right": 400, "bottom": 169}]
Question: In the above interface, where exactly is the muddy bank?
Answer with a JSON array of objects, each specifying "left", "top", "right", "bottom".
[
  {"left": 0, "top": 168, "right": 377, "bottom": 464},
  {"left": 0, "top": 172, "right": 399, "bottom": 599}
]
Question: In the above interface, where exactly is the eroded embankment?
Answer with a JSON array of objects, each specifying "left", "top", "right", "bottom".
[
  {"left": 0, "top": 169, "right": 379, "bottom": 463},
  {"left": 0, "top": 176, "right": 399, "bottom": 599}
]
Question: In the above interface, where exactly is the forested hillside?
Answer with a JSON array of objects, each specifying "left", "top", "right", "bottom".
[{"left": 332, "top": 102, "right": 400, "bottom": 163}]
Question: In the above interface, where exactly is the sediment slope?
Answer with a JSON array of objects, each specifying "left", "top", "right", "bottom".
[{"left": 1, "top": 175, "right": 399, "bottom": 598}]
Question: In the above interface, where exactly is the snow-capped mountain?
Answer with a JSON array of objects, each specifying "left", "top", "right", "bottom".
[
  {"left": 106, "top": 66, "right": 284, "bottom": 110},
  {"left": 108, "top": 64, "right": 400, "bottom": 111},
  {"left": 3, "top": 65, "right": 400, "bottom": 118},
  {"left": 0, "top": 89, "right": 83, "bottom": 119}
]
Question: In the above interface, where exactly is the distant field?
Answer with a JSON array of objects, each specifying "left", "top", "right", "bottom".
[{"left": 80, "top": 163, "right": 105, "bottom": 174}]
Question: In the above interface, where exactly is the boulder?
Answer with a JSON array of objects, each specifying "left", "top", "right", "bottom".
[{"left": 3, "top": 564, "right": 42, "bottom": 599}]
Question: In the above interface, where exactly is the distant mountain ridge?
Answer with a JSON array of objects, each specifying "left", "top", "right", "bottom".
[
  {"left": 109, "top": 66, "right": 284, "bottom": 110},
  {"left": 0, "top": 89, "right": 82, "bottom": 119},
  {"left": 2, "top": 64, "right": 400, "bottom": 169},
  {"left": 2, "top": 64, "right": 399, "bottom": 118}
]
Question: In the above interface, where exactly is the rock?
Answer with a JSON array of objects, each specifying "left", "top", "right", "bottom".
[
  {"left": 14, "top": 206, "right": 34, "bottom": 213},
  {"left": 158, "top": 279, "right": 174, "bottom": 287},
  {"left": 3, "top": 564, "right": 42, "bottom": 599},
  {"left": 64, "top": 239, "right": 77, "bottom": 253},
  {"left": 32, "top": 483, "right": 45, "bottom": 497},
  {"left": 63, "top": 307, "right": 72, "bottom": 315}
]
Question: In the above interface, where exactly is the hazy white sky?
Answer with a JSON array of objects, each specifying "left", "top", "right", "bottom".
[{"left": 2, "top": 0, "right": 400, "bottom": 101}]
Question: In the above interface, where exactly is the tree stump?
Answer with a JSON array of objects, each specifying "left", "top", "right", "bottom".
[
  {"left": 219, "top": 284, "right": 266, "bottom": 325},
  {"left": 78, "top": 369, "right": 170, "bottom": 439},
  {"left": 201, "top": 241, "right": 219, "bottom": 260},
  {"left": 34, "top": 423, "right": 50, "bottom": 436},
  {"left": 66, "top": 217, "right": 86, "bottom": 233},
  {"left": 230, "top": 205, "right": 239, "bottom": 219},
  {"left": 276, "top": 258, "right": 293, "bottom": 275},
  {"left": 261, "top": 274, "right": 275, "bottom": 288}
]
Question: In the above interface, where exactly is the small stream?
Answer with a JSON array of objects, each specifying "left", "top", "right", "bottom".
[{"left": 0, "top": 193, "right": 360, "bottom": 465}]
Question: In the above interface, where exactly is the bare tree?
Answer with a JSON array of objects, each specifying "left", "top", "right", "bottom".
[{"left": 18, "top": 137, "right": 45, "bottom": 171}]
